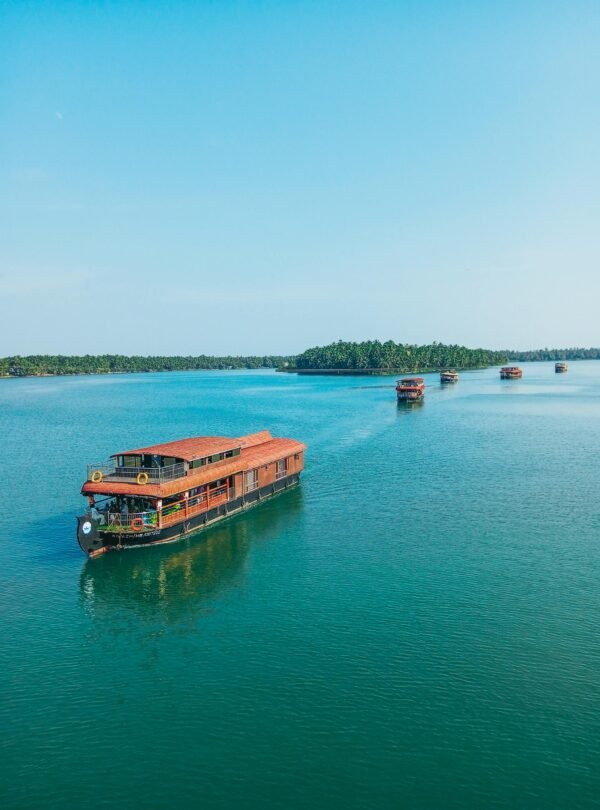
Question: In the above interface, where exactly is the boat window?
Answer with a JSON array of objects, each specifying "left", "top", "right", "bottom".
[
  {"left": 122, "top": 455, "right": 141, "bottom": 468},
  {"left": 245, "top": 469, "right": 259, "bottom": 493}
]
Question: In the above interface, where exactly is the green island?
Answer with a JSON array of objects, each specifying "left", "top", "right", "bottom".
[
  {"left": 284, "top": 341, "right": 600, "bottom": 375},
  {"left": 286, "top": 340, "right": 508, "bottom": 374},
  {"left": 2, "top": 342, "right": 600, "bottom": 378}
]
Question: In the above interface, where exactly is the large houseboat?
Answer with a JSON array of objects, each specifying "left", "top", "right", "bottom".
[
  {"left": 500, "top": 366, "right": 523, "bottom": 379},
  {"left": 396, "top": 377, "right": 425, "bottom": 402},
  {"left": 555, "top": 362, "right": 568, "bottom": 373},
  {"left": 77, "top": 430, "right": 306, "bottom": 557}
]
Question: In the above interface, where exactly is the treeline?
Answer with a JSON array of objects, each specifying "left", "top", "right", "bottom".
[
  {"left": 506, "top": 347, "right": 600, "bottom": 362},
  {"left": 3, "top": 345, "right": 600, "bottom": 378},
  {"left": 0, "top": 354, "right": 293, "bottom": 377},
  {"left": 293, "top": 340, "right": 508, "bottom": 371}
]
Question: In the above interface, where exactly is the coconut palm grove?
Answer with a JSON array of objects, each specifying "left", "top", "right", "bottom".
[{"left": 2, "top": 342, "right": 600, "bottom": 377}]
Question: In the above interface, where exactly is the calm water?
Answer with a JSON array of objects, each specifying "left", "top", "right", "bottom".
[{"left": 1, "top": 364, "right": 600, "bottom": 809}]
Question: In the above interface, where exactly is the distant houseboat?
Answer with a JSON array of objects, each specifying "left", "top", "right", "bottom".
[
  {"left": 77, "top": 430, "right": 306, "bottom": 557},
  {"left": 440, "top": 370, "right": 459, "bottom": 383},
  {"left": 500, "top": 366, "right": 523, "bottom": 379},
  {"left": 555, "top": 362, "right": 568, "bottom": 373},
  {"left": 396, "top": 377, "right": 425, "bottom": 402}
]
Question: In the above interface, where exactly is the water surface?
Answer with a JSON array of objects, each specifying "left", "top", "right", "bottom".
[{"left": 1, "top": 363, "right": 599, "bottom": 808}]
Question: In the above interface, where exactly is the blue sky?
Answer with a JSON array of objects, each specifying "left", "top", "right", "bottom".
[{"left": 2, "top": 1, "right": 599, "bottom": 355}]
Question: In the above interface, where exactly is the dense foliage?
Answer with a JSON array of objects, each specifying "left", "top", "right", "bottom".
[
  {"left": 2, "top": 344, "right": 600, "bottom": 378},
  {"left": 293, "top": 341, "right": 508, "bottom": 371},
  {"left": 0, "top": 354, "right": 292, "bottom": 377},
  {"left": 506, "top": 347, "right": 600, "bottom": 362}
]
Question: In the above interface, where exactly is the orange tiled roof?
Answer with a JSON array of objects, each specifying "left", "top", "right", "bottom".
[
  {"left": 238, "top": 430, "right": 272, "bottom": 448},
  {"left": 83, "top": 434, "right": 306, "bottom": 498},
  {"left": 113, "top": 436, "right": 241, "bottom": 461}
]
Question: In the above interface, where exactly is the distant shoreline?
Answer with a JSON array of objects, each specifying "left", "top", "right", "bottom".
[
  {"left": 2, "top": 357, "right": 596, "bottom": 380},
  {"left": 278, "top": 366, "right": 489, "bottom": 376},
  {"left": 0, "top": 368, "right": 276, "bottom": 380},
  {"left": 3, "top": 344, "right": 599, "bottom": 379}
]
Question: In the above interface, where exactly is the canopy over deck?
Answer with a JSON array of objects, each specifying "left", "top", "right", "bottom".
[
  {"left": 112, "top": 434, "right": 255, "bottom": 462},
  {"left": 84, "top": 434, "right": 305, "bottom": 498}
]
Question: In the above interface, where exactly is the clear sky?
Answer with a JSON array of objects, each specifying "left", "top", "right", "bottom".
[{"left": 2, "top": 1, "right": 599, "bottom": 356}]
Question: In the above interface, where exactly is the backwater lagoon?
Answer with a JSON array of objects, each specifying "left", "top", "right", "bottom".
[{"left": 1, "top": 363, "right": 600, "bottom": 808}]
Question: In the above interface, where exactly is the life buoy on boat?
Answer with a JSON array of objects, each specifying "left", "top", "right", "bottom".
[
  {"left": 91, "top": 470, "right": 103, "bottom": 483},
  {"left": 136, "top": 472, "right": 149, "bottom": 485},
  {"left": 131, "top": 517, "right": 144, "bottom": 532}
]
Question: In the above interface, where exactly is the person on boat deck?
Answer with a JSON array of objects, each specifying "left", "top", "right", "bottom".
[{"left": 90, "top": 504, "right": 106, "bottom": 525}]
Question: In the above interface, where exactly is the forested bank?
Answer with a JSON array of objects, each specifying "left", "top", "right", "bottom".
[
  {"left": 3, "top": 344, "right": 600, "bottom": 378},
  {"left": 506, "top": 347, "right": 600, "bottom": 362},
  {"left": 0, "top": 354, "right": 292, "bottom": 377},
  {"left": 291, "top": 341, "right": 508, "bottom": 372}
]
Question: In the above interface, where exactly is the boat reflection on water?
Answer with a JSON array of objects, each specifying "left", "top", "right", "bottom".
[
  {"left": 79, "top": 487, "right": 303, "bottom": 625},
  {"left": 396, "top": 398, "right": 425, "bottom": 414}
]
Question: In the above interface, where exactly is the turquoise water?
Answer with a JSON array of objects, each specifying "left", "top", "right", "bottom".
[{"left": 1, "top": 363, "right": 600, "bottom": 809}]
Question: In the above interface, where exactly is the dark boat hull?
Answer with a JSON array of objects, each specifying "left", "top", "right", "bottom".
[{"left": 77, "top": 474, "right": 301, "bottom": 556}]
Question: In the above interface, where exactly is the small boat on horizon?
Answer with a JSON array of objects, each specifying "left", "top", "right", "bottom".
[
  {"left": 440, "top": 370, "right": 459, "bottom": 384},
  {"left": 555, "top": 362, "right": 568, "bottom": 373},
  {"left": 396, "top": 377, "right": 425, "bottom": 402},
  {"left": 77, "top": 430, "right": 306, "bottom": 557},
  {"left": 500, "top": 366, "right": 523, "bottom": 379}
]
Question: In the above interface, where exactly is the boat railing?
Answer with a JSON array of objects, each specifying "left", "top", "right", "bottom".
[
  {"left": 96, "top": 483, "right": 231, "bottom": 532},
  {"left": 161, "top": 484, "right": 229, "bottom": 527},
  {"left": 103, "top": 510, "right": 159, "bottom": 532},
  {"left": 87, "top": 461, "right": 186, "bottom": 483}
]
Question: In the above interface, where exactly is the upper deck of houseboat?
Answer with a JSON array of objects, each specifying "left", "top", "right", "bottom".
[{"left": 83, "top": 430, "right": 305, "bottom": 500}]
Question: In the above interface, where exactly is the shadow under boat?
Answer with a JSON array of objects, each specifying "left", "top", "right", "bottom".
[{"left": 79, "top": 486, "right": 304, "bottom": 625}]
